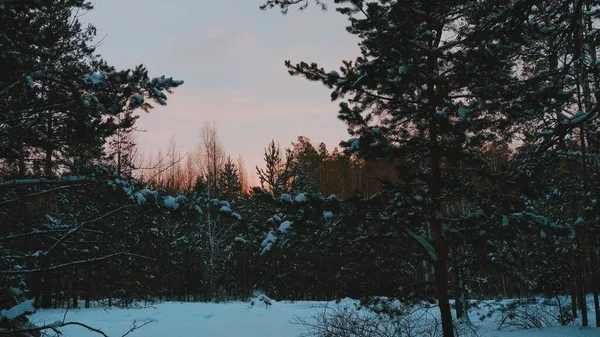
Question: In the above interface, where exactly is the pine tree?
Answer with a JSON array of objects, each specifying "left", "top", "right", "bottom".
[
  {"left": 256, "top": 140, "right": 293, "bottom": 196},
  {"left": 219, "top": 156, "right": 242, "bottom": 199},
  {"left": 264, "top": 0, "right": 536, "bottom": 335},
  {"left": 0, "top": 0, "right": 183, "bottom": 178}
]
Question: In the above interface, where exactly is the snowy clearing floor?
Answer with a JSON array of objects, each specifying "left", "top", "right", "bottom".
[{"left": 31, "top": 300, "right": 599, "bottom": 337}]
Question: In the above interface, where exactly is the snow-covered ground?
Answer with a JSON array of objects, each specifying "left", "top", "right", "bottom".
[{"left": 31, "top": 299, "right": 599, "bottom": 337}]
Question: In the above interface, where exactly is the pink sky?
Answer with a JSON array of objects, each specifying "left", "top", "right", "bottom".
[{"left": 85, "top": 0, "right": 359, "bottom": 183}]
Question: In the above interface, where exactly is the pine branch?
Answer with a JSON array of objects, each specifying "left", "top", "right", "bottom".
[{"left": 0, "top": 176, "right": 88, "bottom": 188}]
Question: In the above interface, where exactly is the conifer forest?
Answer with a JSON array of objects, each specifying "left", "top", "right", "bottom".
[{"left": 2, "top": 1, "right": 600, "bottom": 336}]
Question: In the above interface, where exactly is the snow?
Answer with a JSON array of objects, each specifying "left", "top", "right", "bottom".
[
  {"left": 261, "top": 242, "right": 273, "bottom": 255},
  {"left": 1, "top": 299, "right": 35, "bottom": 320},
  {"left": 10, "top": 287, "right": 23, "bottom": 296},
  {"left": 260, "top": 230, "right": 277, "bottom": 255},
  {"left": 278, "top": 220, "right": 293, "bottom": 233},
  {"left": 404, "top": 228, "right": 437, "bottom": 261},
  {"left": 133, "top": 94, "right": 144, "bottom": 104},
  {"left": 163, "top": 196, "right": 179, "bottom": 210},
  {"left": 326, "top": 194, "right": 339, "bottom": 201},
  {"left": 219, "top": 205, "right": 232, "bottom": 214},
  {"left": 294, "top": 193, "right": 308, "bottom": 203},
  {"left": 254, "top": 294, "right": 273, "bottom": 306},
  {"left": 323, "top": 211, "right": 334, "bottom": 221},
  {"left": 151, "top": 87, "right": 167, "bottom": 104},
  {"left": 561, "top": 112, "right": 593, "bottom": 125},
  {"left": 328, "top": 70, "right": 340, "bottom": 79},
  {"left": 193, "top": 205, "right": 203, "bottom": 214},
  {"left": 131, "top": 192, "right": 147, "bottom": 204},
  {"left": 83, "top": 73, "right": 103, "bottom": 85},
  {"left": 502, "top": 215, "right": 509, "bottom": 227},
  {"left": 279, "top": 194, "right": 293, "bottom": 203},
  {"left": 28, "top": 298, "right": 599, "bottom": 337},
  {"left": 458, "top": 107, "right": 469, "bottom": 118},
  {"left": 0, "top": 176, "right": 87, "bottom": 186},
  {"left": 30, "top": 301, "right": 317, "bottom": 337}
]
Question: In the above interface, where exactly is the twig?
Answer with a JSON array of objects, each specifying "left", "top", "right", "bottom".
[{"left": 121, "top": 319, "right": 153, "bottom": 337}]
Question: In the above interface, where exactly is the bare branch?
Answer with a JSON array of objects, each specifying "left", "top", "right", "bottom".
[
  {"left": 0, "top": 252, "right": 153, "bottom": 275},
  {"left": 45, "top": 205, "right": 137, "bottom": 256},
  {"left": 0, "top": 183, "right": 88, "bottom": 206}
]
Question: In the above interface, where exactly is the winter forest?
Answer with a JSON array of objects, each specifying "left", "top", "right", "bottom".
[{"left": 2, "top": 0, "right": 600, "bottom": 336}]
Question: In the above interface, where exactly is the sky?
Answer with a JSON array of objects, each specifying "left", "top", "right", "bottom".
[{"left": 83, "top": 0, "right": 360, "bottom": 184}]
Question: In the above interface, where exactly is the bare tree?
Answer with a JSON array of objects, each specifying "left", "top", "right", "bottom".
[
  {"left": 184, "top": 154, "right": 198, "bottom": 192},
  {"left": 167, "top": 136, "right": 178, "bottom": 191},
  {"left": 198, "top": 209, "right": 234, "bottom": 302},
  {"left": 195, "top": 121, "right": 226, "bottom": 197},
  {"left": 237, "top": 155, "right": 249, "bottom": 195},
  {"left": 134, "top": 145, "right": 186, "bottom": 191}
]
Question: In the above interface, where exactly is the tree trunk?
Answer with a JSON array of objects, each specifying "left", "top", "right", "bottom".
[
  {"left": 576, "top": 242, "right": 588, "bottom": 326},
  {"left": 427, "top": 21, "right": 454, "bottom": 337},
  {"left": 45, "top": 116, "right": 53, "bottom": 177},
  {"left": 594, "top": 290, "right": 600, "bottom": 328},
  {"left": 574, "top": 2, "right": 589, "bottom": 323},
  {"left": 452, "top": 255, "right": 464, "bottom": 320},
  {"left": 588, "top": 242, "right": 600, "bottom": 326},
  {"left": 435, "top": 257, "right": 454, "bottom": 337},
  {"left": 452, "top": 254, "right": 469, "bottom": 323},
  {"left": 71, "top": 268, "right": 78, "bottom": 309},
  {"left": 40, "top": 274, "right": 52, "bottom": 309},
  {"left": 572, "top": 275, "right": 578, "bottom": 318},
  {"left": 85, "top": 266, "right": 92, "bottom": 309}
]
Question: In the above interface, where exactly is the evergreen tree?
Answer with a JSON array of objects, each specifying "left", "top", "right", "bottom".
[
  {"left": 0, "top": 0, "right": 182, "bottom": 178},
  {"left": 219, "top": 156, "right": 242, "bottom": 199},
  {"left": 263, "top": 0, "right": 535, "bottom": 335},
  {"left": 256, "top": 140, "right": 293, "bottom": 196}
]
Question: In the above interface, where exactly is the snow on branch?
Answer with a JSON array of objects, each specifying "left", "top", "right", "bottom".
[
  {"left": 0, "top": 176, "right": 87, "bottom": 187},
  {"left": 0, "top": 299, "right": 35, "bottom": 320},
  {"left": 404, "top": 228, "right": 437, "bottom": 261},
  {"left": 510, "top": 212, "right": 576, "bottom": 239}
]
